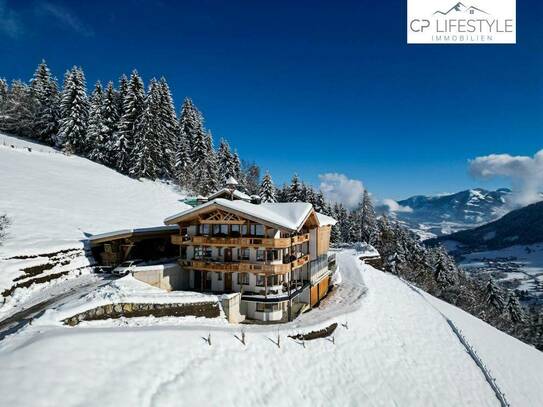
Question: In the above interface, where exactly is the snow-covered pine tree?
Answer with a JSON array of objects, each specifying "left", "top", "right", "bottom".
[
  {"left": 433, "top": 246, "right": 458, "bottom": 288},
  {"left": 116, "top": 74, "right": 128, "bottom": 115},
  {"left": 232, "top": 150, "right": 244, "bottom": 185},
  {"left": 0, "top": 79, "right": 7, "bottom": 111},
  {"left": 202, "top": 130, "right": 220, "bottom": 194},
  {"left": 313, "top": 191, "right": 326, "bottom": 213},
  {"left": 347, "top": 210, "right": 361, "bottom": 243},
  {"left": 116, "top": 70, "right": 145, "bottom": 174},
  {"left": 329, "top": 203, "right": 342, "bottom": 243},
  {"left": 0, "top": 80, "right": 36, "bottom": 137},
  {"left": 242, "top": 161, "right": 260, "bottom": 195},
  {"left": 288, "top": 174, "right": 302, "bottom": 202},
  {"left": 86, "top": 81, "right": 109, "bottom": 162},
  {"left": 100, "top": 82, "right": 119, "bottom": 166},
  {"left": 156, "top": 77, "right": 178, "bottom": 178},
  {"left": 360, "top": 189, "right": 379, "bottom": 245},
  {"left": 30, "top": 61, "right": 60, "bottom": 144},
  {"left": 259, "top": 171, "right": 277, "bottom": 203},
  {"left": 218, "top": 138, "right": 235, "bottom": 183},
  {"left": 485, "top": 279, "right": 506, "bottom": 312},
  {"left": 57, "top": 67, "right": 89, "bottom": 153},
  {"left": 505, "top": 293, "right": 525, "bottom": 323},
  {"left": 174, "top": 130, "right": 192, "bottom": 191},
  {"left": 130, "top": 79, "right": 161, "bottom": 179},
  {"left": 275, "top": 183, "right": 289, "bottom": 202}
]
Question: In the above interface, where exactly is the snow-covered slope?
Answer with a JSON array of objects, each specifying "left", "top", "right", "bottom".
[
  {"left": 0, "top": 133, "right": 189, "bottom": 258},
  {"left": 1, "top": 251, "right": 542, "bottom": 406}
]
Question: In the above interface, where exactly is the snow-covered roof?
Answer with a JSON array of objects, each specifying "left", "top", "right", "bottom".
[
  {"left": 88, "top": 225, "right": 179, "bottom": 245},
  {"left": 225, "top": 176, "right": 239, "bottom": 185},
  {"left": 316, "top": 212, "right": 337, "bottom": 226},
  {"left": 207, "top": 188, "right": 251, "bottom": 201},
  {"left": 164, "top": 198, "right": 325, "bottom": 232}
]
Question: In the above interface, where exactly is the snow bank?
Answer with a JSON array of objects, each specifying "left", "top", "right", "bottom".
[{"left": 0, "top": 134, "right": 189, "bottom": 258}]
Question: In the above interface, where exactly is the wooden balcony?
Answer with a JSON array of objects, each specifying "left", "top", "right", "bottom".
[
  {"left": 171, "top": 235, "right": 305, "bottom": 248},
  {"left": 291, "top": 254, "right": 310, "bottom": 270},
  {"left": 185, "top": 260, "right": 292, "bottom": 275},
  {"left": 291, "top": 233, "right": 310, "bottom": 245}
]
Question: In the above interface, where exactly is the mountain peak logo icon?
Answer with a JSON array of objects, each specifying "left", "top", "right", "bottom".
[{"left": 433, "top": 2, "right": 489, "bottom": 16}]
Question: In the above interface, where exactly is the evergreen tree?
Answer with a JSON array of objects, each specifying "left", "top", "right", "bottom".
[
  {"left": 232, "top": 150, "right": 243, "bottom": 183},
  {"left": 433, "top": 246, "right": 458, "bottom": 288},
  {"left": 116, "top": 70, "right": 145, "bottom": 174},
  {"left": 276, "top": 183, "right": 289, "bottom": 203},
  {"left": 485, "top": 279, "right": 506, "bottom": 312},
  {"left": 30, "top": 61, "right": 60, "bottom": 144},
  {"left": 288, "top": 174, "right": 302, "bottom": 202},
  {"left": 57, "top": 67, "right": 89, "bottom": 153},
  {"left": 174, "top": 131, "right": 192, "bottom": 191},
  {"left": 0, "top": 80, "right": 36, "bottom": 137},
  {"left": 0, "top": 78, "right": 7, "bottom": 111},
  {"left": 218, "top": 138, "right": 235, "bottom": 183},
  {"left": 156, "top": 77, "right": 178, "bottom": 178},
  {"left": 313, "top": 191, "right": 326, "bottom": 213},
  {"left": 130, "top": 79, "right": 161, "bottom": 179},
  {"left": 505, "top": 293, "right": 525, "bottom": 323},
  {"left": 360, "top": 190, "right": 379, "bottom": 245},
  {"left": 242, "top": 161, "right": 260, "bottom": 195},
  {"left": 86, "top": 82, "right": 108, "bottom": 161},
  {"left": 116, "top": 74, "right": 128, "bottom": 115},
  {"left": 100, "top": 82, "right": 120, "bottom": 166},
  {"left": 259, "top": 171, "right": 277, "bottom": 203}
]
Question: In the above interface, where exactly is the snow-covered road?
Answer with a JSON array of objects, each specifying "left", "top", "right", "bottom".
[{"left": 0, "top": 251, "right": 526, "bottom": 406}]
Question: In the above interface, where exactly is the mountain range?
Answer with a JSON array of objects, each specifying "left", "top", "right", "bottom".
[
  {"left": 378, "top": 188, "right": 512, "bottom": 238},
  {"left": 430, "top": 200, "right": 543, "bottom": 252}
]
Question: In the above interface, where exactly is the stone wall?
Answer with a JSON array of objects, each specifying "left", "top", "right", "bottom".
[{"left": 63, "top": 301, "right": 220, "bottom": 326}]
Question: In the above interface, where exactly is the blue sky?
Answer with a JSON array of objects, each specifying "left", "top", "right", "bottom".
[{"left": 1, "top": 0, "right": 542, "bottom": 202}]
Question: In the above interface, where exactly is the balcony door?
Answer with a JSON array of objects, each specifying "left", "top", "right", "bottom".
[
  {"left": 224, "top": 248, "right": 232, "bottom": 262},
  {"left": 224, "top": 273, "right": 232, "bottom": 292}
]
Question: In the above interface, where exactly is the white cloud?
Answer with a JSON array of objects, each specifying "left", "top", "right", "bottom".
[
  {"left": 382, "top": 199, "right": 413, "bottom": 213},
  {"left": 318, "top": 173, "right": 364, "bottom": 209},
  {"left": 37, "top": 2, "right": 94, "bottom": 37},
  {"left": 469, "top": 150, "right": 543, "bottom": 207},
  {"left": 0, "top": 0, "right": 22, "bottom": 38}
]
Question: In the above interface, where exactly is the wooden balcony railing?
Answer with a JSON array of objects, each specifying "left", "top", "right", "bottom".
[
  {"left": 171, "top": 234, "right": 309, "bottom": 248},
  {"left": 291, "top": 254, "right": 310, "bottom": 270},
  {"left": 291, "top": 233, "right": 310, "bottom": 245},
  {"left": 186, "top": 260, "right": 291, "bottom": 275}
]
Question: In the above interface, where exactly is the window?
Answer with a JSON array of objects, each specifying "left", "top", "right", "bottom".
[
  {"left": 212, "top": 224, "right": 221, "bottom": 235},
  {"left": 220, "top": 224, "right": 228, "bottom": 235},
  {"left": 266, "top": 249, "right": 279, "bottom": 262},
  {"left": 194, "top": 247, "right": 204, "bottom": 259},
  {"left": 256, "top": 303, "right": 280, "bottom": 312},
  {"left": 256, "top": 250, "right": 265, "bottom": 262},
  {"left": 200, "top": 224, "right": 210, "bottom": 235},
  {"left": 237, "top": 273, "right": 249, "bottom": 285},
  {"left": 238, "top": 248, "right": 250, "bottom": 261},
  {"left": 256, "top": 274, "right": 265, "bottom": 286},
  {"left": 217, "top": 272, "right": 223, "bottom": 281},
  {"left": 241, "top": 224, "right": 248, "bottom": 236},
  {"left": 203, "top": 247, "right": 212, "bottom": 258},
  {"left": 250, "top": 224, "right": 264, "bottom": 236},
  {"left": 267, "top": 275, "right": 281, "bottom": 286},
  {"left": 231, "top": 225, "right": 240, "bottom": 236}
]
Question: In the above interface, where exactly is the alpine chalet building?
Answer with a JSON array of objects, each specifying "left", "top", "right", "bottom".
[{"left": 164, "top": 187, "right": 336, "bottom": 322}]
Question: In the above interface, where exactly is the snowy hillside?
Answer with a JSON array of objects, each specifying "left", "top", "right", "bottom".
[
  {"left": 0, "top": 133, "right": 189, "bottom": 258},
  {"left": 0, "top": 251, "right": 542, "bottom": 407},
  {"left": 380, "top": 188, "right": 512, "bottom": 238}
]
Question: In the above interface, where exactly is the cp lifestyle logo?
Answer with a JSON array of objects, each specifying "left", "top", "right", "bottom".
[{"left": 407, "top": 0, "right": 516, "bottom": 44}]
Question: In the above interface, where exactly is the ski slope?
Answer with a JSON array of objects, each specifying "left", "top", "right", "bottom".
[
  {"left": 0, "top": 133, "right": 189, "bottom": 258},
  {"left": 1, "top": 251, "right": 542, "bottom": 406}
]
